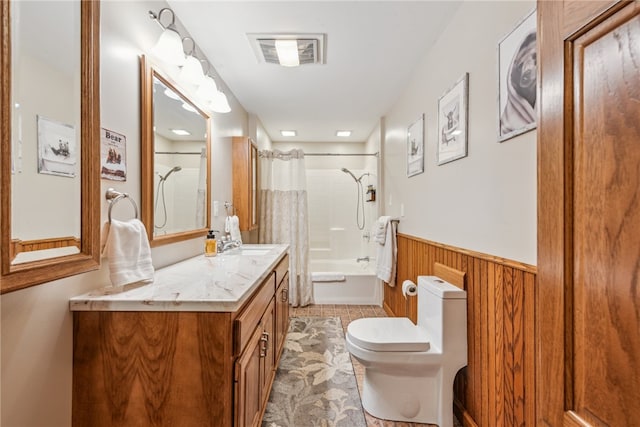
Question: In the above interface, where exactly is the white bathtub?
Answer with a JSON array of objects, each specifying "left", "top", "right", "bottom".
[{"left": 310, "top": 259, "right": 381, "bottom": 305}]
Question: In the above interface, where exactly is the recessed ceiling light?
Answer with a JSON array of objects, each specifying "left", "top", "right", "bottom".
[
  {"left": 336, "top": 130, "right": 352, "bottom": 137},
  {"left": 281, "top": 130, "right": 297, "bottom": 137},
  {"left": 171, "top": 129, "right": 191, "bottom": 136}
]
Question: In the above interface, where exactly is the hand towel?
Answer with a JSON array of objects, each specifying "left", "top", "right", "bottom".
[
  {"left": 376, "top": 218, "right": 397, "bottom": 287},
  {"left": 374, "top": 216, "right": 391, "bottom": 245},
  {"left": 311, "top": 272, "right": 346, "bottom": 282},
  {"left": 101, "top": 219, "right": 154, "bottom": 287},
  {"left": 229, "top": 215, "right": 243, "bottom": 244}
]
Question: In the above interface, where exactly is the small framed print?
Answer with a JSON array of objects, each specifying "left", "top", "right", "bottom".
[
  {"left": 407, "top": 114, "right": 424, "bottom": 177},
  {"left": 437, "top": 73, "right": 469, "bottom": 165},
  {"left": 498, "top": 8, "right": 537, "bottom": 142},
  {"left": 37, "top": 115, "right": 77, "bottom": 177}
]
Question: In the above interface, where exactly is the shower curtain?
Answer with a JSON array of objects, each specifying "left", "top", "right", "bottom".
[
  {"left": 195, "top": 147, "right": 207, "bottom": 228},
  {"left": 259, "top": 149, "right": 312, "bottom": 307}
]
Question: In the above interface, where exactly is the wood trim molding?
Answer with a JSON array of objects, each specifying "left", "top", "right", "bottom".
[
  {"left": 397, "top": 233, "right": 537, "bottom": 274},
  {"left": 434, "top": 262, "right": 465, "bottom": 289}
]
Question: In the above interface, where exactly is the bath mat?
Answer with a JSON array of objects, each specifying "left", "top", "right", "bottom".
[{"left": 262, "top": 316, "right": 367, "bottom": 427}]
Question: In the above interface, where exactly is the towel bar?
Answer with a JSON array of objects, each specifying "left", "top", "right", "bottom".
[{"left": 106, "top": 188, "right": 139, "bottom": 223}]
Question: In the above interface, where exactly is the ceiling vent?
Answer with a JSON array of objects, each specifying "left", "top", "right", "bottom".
[{"left": 248, "top": 33, "right": 326, "bottom": 65}]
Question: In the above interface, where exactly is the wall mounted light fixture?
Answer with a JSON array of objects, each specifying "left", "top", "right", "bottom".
[
  {"left": 149, "top": 8, "right": 185, "bottom": 66},
  {"left": 149, "top": 7, "right": 231, "bottom": 114}
]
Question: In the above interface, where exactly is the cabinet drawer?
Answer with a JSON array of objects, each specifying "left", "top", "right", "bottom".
[
  {"left": 274, "top": 254, "right": 289, "bottom": 288},
  {"left": 234, "top": 272, "right": 275, "bottom": 356}
]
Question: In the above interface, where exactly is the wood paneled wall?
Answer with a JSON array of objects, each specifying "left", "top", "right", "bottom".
[{"left": 385, "top": 234, "right": 536, "bottom": 427}]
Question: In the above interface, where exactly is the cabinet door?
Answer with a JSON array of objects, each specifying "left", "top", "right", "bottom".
[
  {"left": 261, "top": 299, "right": 276, "bottom": 405},
  {"left": 232, "top": 137, "right": 259, "bottom": 232},
  {"left": 275, "top": 272, "right": 290, "bottom": 360},
  {"left": 235, "top": 326, "right": 263, "bottom": 427},
  {"left": 249, "top": 142, "right": 259, "bottom": 231}
]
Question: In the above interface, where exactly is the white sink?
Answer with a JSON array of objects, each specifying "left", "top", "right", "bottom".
[{"left": 239, "top": 249, "right": 270, "bottom": 256}]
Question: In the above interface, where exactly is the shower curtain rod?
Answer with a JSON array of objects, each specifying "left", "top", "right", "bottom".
[{"left": 304, "top": 152, "right": 379, "bottom": 157}]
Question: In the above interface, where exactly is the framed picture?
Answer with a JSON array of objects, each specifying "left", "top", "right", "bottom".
[
  {"left": 498, "top": 8, "right": 537, "bottom": 142},
  {"left": 407, "top": 114, "right": 424, "bottom": 177},
  {"left": 100, "top": 127, "right": 127, "bottom": 181},
  {"left": 437, "top": 73, "right": 469, "bottom": 165},
  {"left": 37, "top": 115, "right": 77, "bottom": 177}
]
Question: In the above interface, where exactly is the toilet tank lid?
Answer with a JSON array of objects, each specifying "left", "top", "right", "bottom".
[{"left": 418, "top": 276, "right": 467, "bottom": 299}]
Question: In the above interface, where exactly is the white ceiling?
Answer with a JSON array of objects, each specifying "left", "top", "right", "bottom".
[{"left": 168, "top": 1, "right": 462, "bottom": 143}]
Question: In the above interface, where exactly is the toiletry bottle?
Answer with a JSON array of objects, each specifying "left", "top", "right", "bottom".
[{"left": 205, "top": 230, "right": 217, "bottom": 257}]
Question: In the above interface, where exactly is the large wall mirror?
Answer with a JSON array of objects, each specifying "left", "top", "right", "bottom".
[
  {"left": 0, "top": 1, "right": 100, "bottom": 293},
  {"left": 140, "top": 56, "right": 211, "bottom": 246}
]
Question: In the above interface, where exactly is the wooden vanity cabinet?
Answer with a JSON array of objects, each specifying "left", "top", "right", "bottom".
[
  {"left": 72, "top": 254, "right": 290, "bottom": 427},
  {"left": 232, "top": 136, "right": 259, "bottom": 232}
]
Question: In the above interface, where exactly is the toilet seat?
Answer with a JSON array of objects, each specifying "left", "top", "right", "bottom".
[{"left": 347, "top": 317, "right": 430, "bottom": 352}]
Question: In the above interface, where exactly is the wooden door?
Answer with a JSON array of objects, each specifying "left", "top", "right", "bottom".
[{"left": 538, "top": 1, "right": 640, "bottom": 426}]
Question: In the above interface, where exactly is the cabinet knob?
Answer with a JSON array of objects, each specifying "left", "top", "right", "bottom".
[{"left": 281, "top": 288, "right": 289, "bottom": 302}]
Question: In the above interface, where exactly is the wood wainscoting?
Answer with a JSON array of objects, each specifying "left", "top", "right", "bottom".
[{"left": 385, "top": 233, "right": 537, "bottom": 427}]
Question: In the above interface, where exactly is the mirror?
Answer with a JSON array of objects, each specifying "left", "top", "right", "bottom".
[
  {"left": 140, "top": 56, "right": 211, "bottom": 246},
  {"left": 0, "top": 0, "right": 100, "bottom": 293}
]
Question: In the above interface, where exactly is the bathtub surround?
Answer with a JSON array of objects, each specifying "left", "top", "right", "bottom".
[
  {"left": 259, "top": 149, "right": 312, "bottom": 307},
  {"left": 311, "top": 259, "right": 379, "bottom": 305},
  {"left": 262, "top": 317, "right": 367, "bottom": 427}
]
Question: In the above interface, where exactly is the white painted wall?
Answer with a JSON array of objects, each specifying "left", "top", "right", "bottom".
[
  {"left": 0, "top": 2, "right": 247, "bottom": 426},
  {"left": 381, "top": 1, "right": 537, "bottom": 265}
]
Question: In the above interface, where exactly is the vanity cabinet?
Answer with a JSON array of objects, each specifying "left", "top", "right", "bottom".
[
  {"left": 72, "top": 252, "right": 290, "bottom": 427},
  {"left": 232, "top": 136, "right": 259, "bottom": 232}
]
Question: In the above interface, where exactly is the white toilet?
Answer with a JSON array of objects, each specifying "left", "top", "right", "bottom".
[{"left": 345, "top": 276, "right": 467, "bottom": 427}]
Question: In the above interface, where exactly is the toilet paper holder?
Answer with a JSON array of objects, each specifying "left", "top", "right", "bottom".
[{"left": 402, "top": 279, "right": 417, "bottom": 299}]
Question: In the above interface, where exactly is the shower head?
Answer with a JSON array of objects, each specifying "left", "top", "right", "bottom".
[
  {"left": 160, "top": 166, "right": 182, "bottom": 181},
  {"left": 341, "top": 167, "right": 358, "bottom": 182},
  {"left": 341, "top": 167, "right": 370, "bottom": 183}
]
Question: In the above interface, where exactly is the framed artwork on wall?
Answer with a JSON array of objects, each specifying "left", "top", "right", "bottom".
[
  {"left": 437, "top": 73, "right": 469, "bottom": 165},
  {"left": 407, "top": 114, "right": 424, "bottom": 177},
  {"left": 37, "top": 115, "right": 77, "bottom": 177},
  {"left": 498, "top": 8, "right": 537, "bottom": 142}
]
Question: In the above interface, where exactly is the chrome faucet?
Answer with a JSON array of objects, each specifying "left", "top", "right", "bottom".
[
  {"left": 357, "top": 256, "right": 370, "bottom": 263},
  {"left": 217, "top": 235, "right": 242, "bottom": 253}
]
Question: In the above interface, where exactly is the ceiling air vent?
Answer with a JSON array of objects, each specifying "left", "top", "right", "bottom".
[{"left": 248, "top": 33, "right": 326, "bottom": 65}]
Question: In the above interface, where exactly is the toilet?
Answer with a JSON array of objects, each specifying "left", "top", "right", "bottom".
[{"left": 345, "top": 276, "right": 467, "bottom": 427}]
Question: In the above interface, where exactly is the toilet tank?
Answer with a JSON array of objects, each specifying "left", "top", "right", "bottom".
[{"left": 417, "top": 276, "right": 467, "bottom": 355}]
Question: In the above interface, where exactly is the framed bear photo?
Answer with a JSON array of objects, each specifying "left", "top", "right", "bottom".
[{"left": 498, "top": 8, "right": 537, "bottom": 142}]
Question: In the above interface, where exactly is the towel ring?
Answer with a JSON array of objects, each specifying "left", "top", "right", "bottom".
[{"left": 106, "top": 188, "right": 139, "bottom": 223}]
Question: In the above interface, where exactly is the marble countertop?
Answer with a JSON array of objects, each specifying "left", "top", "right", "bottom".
[{"left": 69, "top": 244, "right": 289, "bottom": 313}]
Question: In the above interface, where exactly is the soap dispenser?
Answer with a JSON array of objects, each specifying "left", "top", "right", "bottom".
[{"left": 205, "top": 230, "right": 218, "bottom": 257}]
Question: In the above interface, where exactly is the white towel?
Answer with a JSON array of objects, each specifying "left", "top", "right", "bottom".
[
  {"left": 374, "top": 216, "right": 391, "bottom": 245},
  {"left": 376, "top": 218, "right": 397, "bottom": 287},
  {"left": 311, "top": 272, "right": 346, "bottom": 282},
  {"left": 101, "top": 219, "right": 154, "bottom": 287},
  {"left": 229, "top": 215, "right": 242, "bottom": 243}
]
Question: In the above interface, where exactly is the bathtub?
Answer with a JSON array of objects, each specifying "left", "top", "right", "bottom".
[{"left": 310, "top": 259, "right": 381, "bottom": 305}]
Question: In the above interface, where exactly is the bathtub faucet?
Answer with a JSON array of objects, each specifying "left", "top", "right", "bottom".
[{"left": 357, "top": 256, "right": 370, "bottom": 263}]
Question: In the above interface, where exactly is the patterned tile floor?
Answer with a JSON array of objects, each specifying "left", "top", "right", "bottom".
[{"left": 290, "top": 304, "right": 462, "bottom": 427}]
